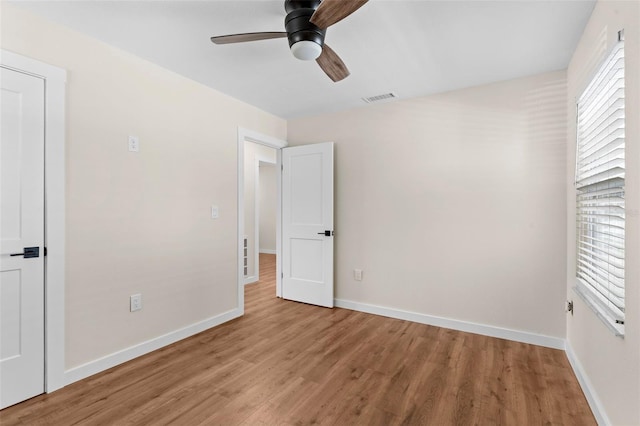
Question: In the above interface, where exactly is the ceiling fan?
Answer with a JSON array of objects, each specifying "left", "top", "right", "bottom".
[{"left": 211, "top": 0, "right": 368, "bottom": 82}]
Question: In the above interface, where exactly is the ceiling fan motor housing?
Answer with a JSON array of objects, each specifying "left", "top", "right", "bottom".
[{"left": 284, "top": 0, "right": 326, "bottom": 59}]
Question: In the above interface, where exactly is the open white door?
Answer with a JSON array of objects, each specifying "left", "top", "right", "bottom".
[
  {"left": 282, "top": 142, "right": 334, "bottom": 307},
  {"left": 0, "top": 67, "right": 46, "bottom": 408}
]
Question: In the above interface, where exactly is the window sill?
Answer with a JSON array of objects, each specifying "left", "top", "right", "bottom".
[{"left": 573, "top": 285, "right": 625, "bottom": 338}]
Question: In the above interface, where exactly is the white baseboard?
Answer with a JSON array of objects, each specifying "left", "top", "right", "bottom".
[
  {"left": 565, "top": 342, "right": 610, "bottom": 425},
  {"left": 334, "top": 299, "right": 565, "bottom": 350},
  {"left": 64, "top": 308, "right": 242, "bottom": 385},
  {"left": 244, "top": 276, "right": 258, "bottom": 286},
  {"left": 259, "top": 249, "right": 276, "bottom": 254}
]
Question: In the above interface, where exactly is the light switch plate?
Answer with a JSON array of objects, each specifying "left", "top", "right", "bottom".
[{"left": 211, "top": 205, "right": 219, "bottom": 219}]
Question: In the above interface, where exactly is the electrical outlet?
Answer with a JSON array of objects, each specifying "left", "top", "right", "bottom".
[
  {"left": 130, "top": 294, "right": 142, "bottom": 312},
  {"left": 354, "top": 269, "right": 363, "bottom": 281},
  {"left": 128, "top": 135, "right": 139, "bottom": 152}
]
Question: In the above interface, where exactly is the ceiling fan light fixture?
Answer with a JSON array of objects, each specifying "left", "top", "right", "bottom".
[
  {"left": 291, "top": 40, "right": 322, "bottom": 61},
  {"left": 210, "top": 0, "right": 369, "bottom": 81}
]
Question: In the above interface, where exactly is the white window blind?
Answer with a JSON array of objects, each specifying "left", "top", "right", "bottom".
[{"left": 575, "top": 38, "right": 625, "bottom": 333}]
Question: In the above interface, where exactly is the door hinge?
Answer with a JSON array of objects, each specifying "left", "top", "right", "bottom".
[
  {"left": 44, "top": 247, "right": 47, "bottom": 256},
  {"left": 281, "top": 272, "right": 283, "bottom": 278},
  {"left": 616, "top": 319, "right": 625, "bottom": 325}
]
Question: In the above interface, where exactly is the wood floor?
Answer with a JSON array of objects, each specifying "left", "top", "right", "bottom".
[{"left": 2, "top": 254, "right": 595, "bottom": 425}]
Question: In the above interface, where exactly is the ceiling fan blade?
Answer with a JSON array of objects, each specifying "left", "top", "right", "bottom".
[
  {"left": 310, "top": 0, "right": 369, "bottom": 29},
  {"left": 316, "top": 44, "right": 350, "bottom": 82},
  {"left": 210, "top": 32, "right": 287, "bottom": 45}
]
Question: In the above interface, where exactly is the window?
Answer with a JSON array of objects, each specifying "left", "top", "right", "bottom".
[{"left": 575, "top": 36, "right": 625, "bottom": 336}]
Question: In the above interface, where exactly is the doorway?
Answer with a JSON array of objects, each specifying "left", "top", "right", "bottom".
[
  {"left": 236, "top": 128, "right": 287, "bottom": 313},
  {"left": 236, "top": 130, "right": 335, "bottom": 311},
  {"left": 243, "top": 141, "right": 277, "bottom": 286}
]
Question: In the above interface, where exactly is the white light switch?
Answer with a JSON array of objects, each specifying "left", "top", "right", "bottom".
[
  {"left": 211, "top": 205, "right": 219, "bottom": 219},
  {"left": 128, "top": 135, "right": 139, "bottom": 152}
]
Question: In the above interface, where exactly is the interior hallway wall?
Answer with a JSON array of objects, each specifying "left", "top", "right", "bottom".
[{"left": 259, "top": 163, "right": 277, "bottom": 254}]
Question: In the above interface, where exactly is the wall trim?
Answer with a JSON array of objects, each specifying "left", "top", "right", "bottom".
[
  {"left": 64, "top": 308, "right": 242, "bottom": 385},
  {"left": 1, "top": 49, "right": 67, "bottom": 393},
  {"left": 259, "top": 249, "right": 277, "bottom": 254},
  {"left": 565, "top": 342, "right": 610, "bottom": 425},
  {"left": 334, "top": 299, "right": 565, "bottom": 350}
]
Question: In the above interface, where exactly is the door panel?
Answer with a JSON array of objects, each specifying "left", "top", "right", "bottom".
[
  {"left": 290, "top": 238, "right": 324, "bottom": 281},
  {"left": 282, "top": 143, "right": 334, "bottom": 307},
  {"left": 290, "top": 153, "right": 324, "bottom": 225},
  {"left": 0, "top": 67, "right": 46, "bottom": 409}
]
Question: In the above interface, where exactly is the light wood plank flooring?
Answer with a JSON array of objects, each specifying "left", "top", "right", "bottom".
[{"left": 1, "top": 254, "right": 595, "bottom": 425}]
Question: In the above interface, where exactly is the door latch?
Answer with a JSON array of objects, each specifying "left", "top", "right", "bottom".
[{"left": 9, "top": 247, "right": 40, "bottom": 258}]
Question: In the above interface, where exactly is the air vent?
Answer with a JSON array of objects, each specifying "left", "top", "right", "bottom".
[
  {"left": 362, "top": 92, "right": 398, "bottom": 104},
  {"left": 243, "top": 236, "right": 248, "bottom": 277}
]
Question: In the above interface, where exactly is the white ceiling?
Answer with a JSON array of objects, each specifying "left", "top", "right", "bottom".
[{"left": 12, "top": 0, "right": 595, "bottom": 119}]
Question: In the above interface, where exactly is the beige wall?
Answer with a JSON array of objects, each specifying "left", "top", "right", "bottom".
[
  {"left": 289, "top": 70, "right": 568, "bottom": 339},
  {"left": 1, "top": 3, "right": 286, "bottom": 369},
  {"left": 259, "top": 163, "right": 277, "bottom": 253},
  {"left": 243, "top": 142, "right": 276, "bottom": 280},
  {"left": 565, "top": 1, "right": 640, "bottom": 424}
]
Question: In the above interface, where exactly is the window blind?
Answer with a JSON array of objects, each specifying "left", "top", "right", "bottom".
[{"left": 575, "top": 39, "right": 625, "bottom": 327}]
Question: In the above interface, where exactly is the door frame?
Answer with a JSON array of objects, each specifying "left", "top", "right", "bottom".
[
  {"left": 237, "top": 127, "right": 286, "bottom": 313},
  {"left": 1, "top": 50, "right": 66, "bottom": 392}
]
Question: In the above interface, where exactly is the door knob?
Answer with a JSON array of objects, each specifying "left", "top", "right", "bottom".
[{"left": 9, "top": 247, "right": 40, "bottom": 258}]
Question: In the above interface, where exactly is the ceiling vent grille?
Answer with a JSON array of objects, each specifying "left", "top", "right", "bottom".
[{"left": 362, "top": 92, "right": 398, "bottom": 104}]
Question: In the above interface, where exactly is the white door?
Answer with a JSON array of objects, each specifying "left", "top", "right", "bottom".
[
  {"left": 282, "top": 142, "right": 334, "bottom": 307},
  {"left": 0, "top": 67, "right": 46, "bottom": 409}
]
